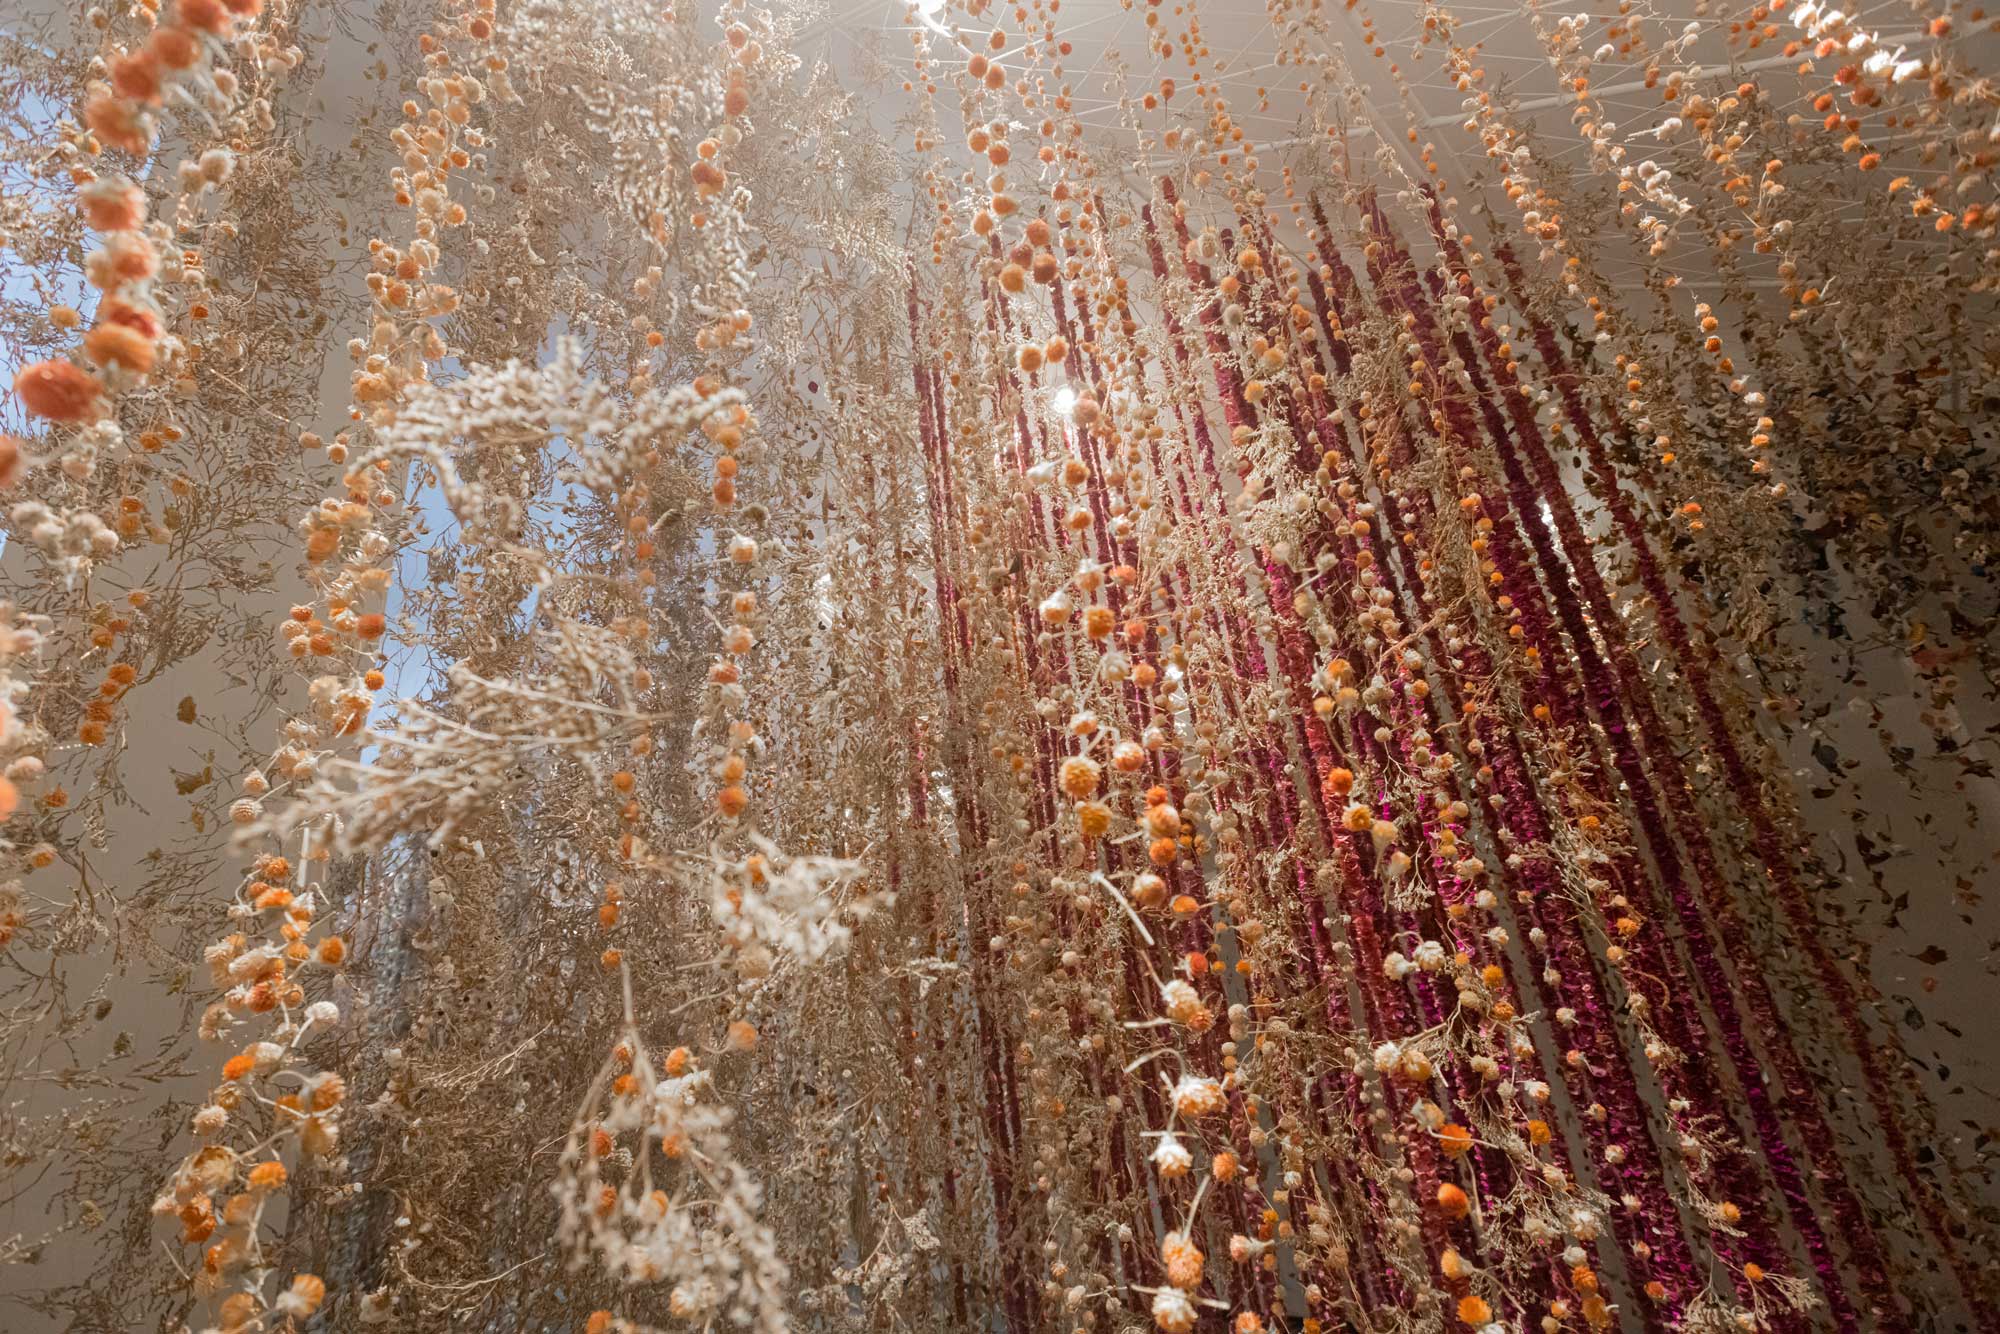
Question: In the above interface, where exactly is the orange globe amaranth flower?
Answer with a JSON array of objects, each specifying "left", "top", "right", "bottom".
[
  {"left": 1161, "top": 1230, "right": 1204, "bottom": 1289},
  {"left": 83, "top": 323, "right": 156, "bottom": 375},
  {"left": 148, "top": 25, "right": 201, "bottom": 69},
  {"left": 307, "top": 1073, "right": 344, "bottom": 1111},
  {"left": 177, "top": 0, "right": 235, "bottom": 34},
  {"left": 110, "top": 51, "right": 166, "bottom": 104},
  {"left": 13, "top": 360, "right": 102, "bottom": 422},
  {"left": 81, "top": 178, "right": 146, "bottom": 231},
  {"left": 281, "top": 1273, "right": 326, "bottom": 1317},
  {"left": 83, "top": 95, "right": 151, "bottom": 154},
  {"left": 100, "top": 232, "right": 158, "bottom": 284},
  {"left": 1058, "top": 754, "right": 1101, "bottom": 799},
  {"left": 179, "top": 1198, "right": 216, "bottom": 1243}
]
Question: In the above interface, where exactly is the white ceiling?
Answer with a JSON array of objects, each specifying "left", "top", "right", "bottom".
[{"left": 789, "top": 0, "right": 1989, "bottom": 289}]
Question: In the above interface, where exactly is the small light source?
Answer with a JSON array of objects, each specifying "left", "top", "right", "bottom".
[{"left": 1053, "top": 385, "right": 1078, "bottom": 414}]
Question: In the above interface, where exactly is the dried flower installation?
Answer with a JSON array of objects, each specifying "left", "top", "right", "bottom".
[{"left": 0, "top": 0, "right": 1995, "bottom": 1331}]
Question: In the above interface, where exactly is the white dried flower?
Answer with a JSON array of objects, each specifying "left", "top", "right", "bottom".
[{"left": 1150, "top": 1132, "right": 1192, "bottom": 1178}]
